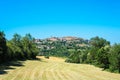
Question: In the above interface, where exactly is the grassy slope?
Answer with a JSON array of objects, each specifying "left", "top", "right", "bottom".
[{"left": 0, "top": 56, "right": 120, "bottom": 80}]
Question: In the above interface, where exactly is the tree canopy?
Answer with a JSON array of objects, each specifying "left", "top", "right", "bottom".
[{"left": 0, "top": 31, "right": 39, "bottom": 64}]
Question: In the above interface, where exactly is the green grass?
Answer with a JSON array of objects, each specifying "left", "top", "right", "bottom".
[{"left": 0, "top": 56, "right": 120, "bottom": 80}]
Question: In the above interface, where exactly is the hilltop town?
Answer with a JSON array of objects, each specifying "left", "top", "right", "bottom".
[{"left": 34, "top": 36, "right": 89, "bottom": 56}]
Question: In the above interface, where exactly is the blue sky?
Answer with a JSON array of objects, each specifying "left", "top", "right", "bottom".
[{"left": 0, "top": 0, "right": 120, "bottom": 44}]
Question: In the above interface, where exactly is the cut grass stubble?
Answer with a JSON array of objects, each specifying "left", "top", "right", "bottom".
[{"left": 0, "top": 56, "right": 120, "bottom": 80}]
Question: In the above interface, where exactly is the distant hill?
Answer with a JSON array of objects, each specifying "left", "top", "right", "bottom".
[{"left": 34, "top": 36, "right": 89, "bottom": 57}]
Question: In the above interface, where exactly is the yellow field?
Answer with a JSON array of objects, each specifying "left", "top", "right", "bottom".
[{"left": 0, "top": 56, "right": 120, "bottom": 80}]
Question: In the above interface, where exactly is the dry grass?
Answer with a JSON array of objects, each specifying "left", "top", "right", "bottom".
[{"left": 0, "top": 56, "right": 120, "bottom": 80}]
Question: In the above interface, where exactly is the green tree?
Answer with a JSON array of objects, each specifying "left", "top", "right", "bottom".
[
  {"left": 65, "top": 50, "right": 84, "bottom": 63},
  {"left": 7, "top": 34, "right": 24, "bottom": 60},
  {"left": 109, "top": 44, "right": 120, "bottom": 73},
  {"left": 22, "top": 33, "right": 38, "bottom": 59},
  {"left": 90, "top": 36, "right": 110, "bottom": 48},
  {"left": 88, "top": 36, "right": 110, "bottom": 65},
  {"left": 87, "top": 47, "right": 99, "bottom": 64},
  {"left": 0, "top": 31, "right": 7, "bottom": 63},
  {"left": 96, "top": 45, "right": 110, "bottom": 69}
]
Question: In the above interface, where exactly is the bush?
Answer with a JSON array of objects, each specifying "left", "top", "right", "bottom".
[
  {"left": 65, "top": 58, "right": 73, "bottom": 63},
  {"left": 44, "top": 56, "right": 49, "bottom": 59}
]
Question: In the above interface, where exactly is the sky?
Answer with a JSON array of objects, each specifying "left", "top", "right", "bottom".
[{"left": 0, "top": 0, "right": 120, "bottom": 44}]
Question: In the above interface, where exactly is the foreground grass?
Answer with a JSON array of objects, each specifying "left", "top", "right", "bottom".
[{"left": 0, "top": 56, "right": 120, "bottom": 80}]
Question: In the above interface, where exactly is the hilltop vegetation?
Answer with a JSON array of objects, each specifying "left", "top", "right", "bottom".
[{"left": 35, "top": 36, "right": 89, "bottom": 57}]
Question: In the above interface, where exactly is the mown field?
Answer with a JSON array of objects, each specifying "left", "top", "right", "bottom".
[{"left": 0, "top": 56, "right": 120, "bottom": 80}]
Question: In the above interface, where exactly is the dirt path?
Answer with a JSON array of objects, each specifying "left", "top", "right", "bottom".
[{"left": 0, "top": 56, "right": 120, "bottom": 80}]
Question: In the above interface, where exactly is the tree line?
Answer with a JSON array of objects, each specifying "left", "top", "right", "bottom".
[
  {"left": 0, "top": 31, "right": 39, "bottom": 64},
  {"left": 65, "top": 36, "right": 120, "bottom": 73}
]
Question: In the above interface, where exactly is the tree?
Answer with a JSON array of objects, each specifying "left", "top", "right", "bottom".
[
  {"left": 87, "top": 47, "right": 99, "bottom": 64},
  {"left": 96, "top": 45, "right": 110, "bottom": 69},
  {"left": 12, "top": 33, "right": 22, "bottom": 47},
  {"left": 0, "top": 31, "right": 7, "bottom": 63},
  {"left": 109, "top": 44, "right": 120, "bottom": 73},
  {"left": 90, "top": 36, "right": 110, "bottom": 48},
  {"left": 6, "top": 33, "right": 39, "bottom": 60},
  {"left": 87, "top": 36, "right": 110, "bottom": 65},
  {"left": 65, "top": 50, "right": 85, "bottom": 63},
  {"left": 7, "top": 33, "right": 24, "bottom": 60},
  {"left": 22, "top": 33, "right": 38, "bottom": 59}
]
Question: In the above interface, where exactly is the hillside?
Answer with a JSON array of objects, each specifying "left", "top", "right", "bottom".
[
  {"left": 0, "top": 56, "right": 120, "bottom": 80},
  {"left": 34, "top": 36, "right": 89, "bottom": 56}
]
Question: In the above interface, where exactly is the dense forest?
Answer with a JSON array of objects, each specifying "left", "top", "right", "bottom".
[
  {"left": 0, "top": 31, "right": 39, "bottom": 63},
  {"left": 0, "top": 31, "right": 120, "bottom": 73}
]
